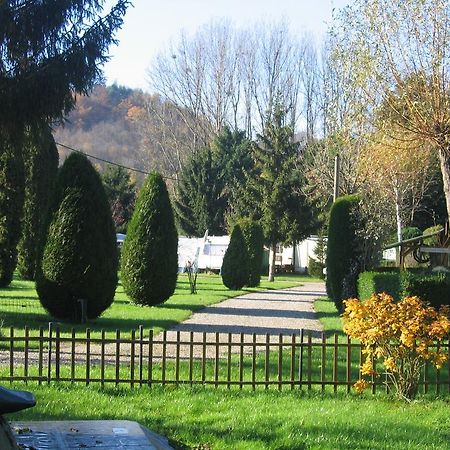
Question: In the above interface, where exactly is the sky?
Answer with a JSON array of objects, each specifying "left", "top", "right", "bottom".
[{"left": 102, "top": 0, "right": 352, "bottom": 91}]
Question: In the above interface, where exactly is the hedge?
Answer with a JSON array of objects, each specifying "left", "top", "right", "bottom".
[
  {"left": 358, "top": 271, "right": 401, "bottom": 301},
  {"left": 357, "top": 270, "right": 450, "bottom": 308}
]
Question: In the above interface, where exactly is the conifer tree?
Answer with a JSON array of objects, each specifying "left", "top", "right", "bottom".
[
  {"left": 101, "top": 166, "right": 136, "bottom": 233},
  {"left": 17, "top": 124, "right": 59, "bottom": 280},
  {"left": 238, "top": 218, "right": 264, "bottom": 287},
  {"left": 326, "top": 195, "right": 361, "bottom": 311},
  {"left": 121, "top": 173, "right": 178, "bottom": 306},
  {"left": 0, "top": 1, "right": 129, "bottom": 286},
  {"left": 37, "top": 153, "right": 118, "bottom": 321},
  {"left": 221, "top": 224, "right": 250, "bottom": 290},
  {"left": 174, "top": 127, "right": 252, "bottom": 237},
  {"left": 232, "top": 104, "right": 317, "bottom": 281}
]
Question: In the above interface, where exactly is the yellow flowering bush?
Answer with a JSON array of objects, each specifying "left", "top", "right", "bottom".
[{"left": 342, "top": 293, "right": 450, "bottom": 400}]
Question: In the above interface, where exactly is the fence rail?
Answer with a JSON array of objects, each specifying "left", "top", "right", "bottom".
[{"left": 0, "top": 324, "right": 449, "bottom": 394}]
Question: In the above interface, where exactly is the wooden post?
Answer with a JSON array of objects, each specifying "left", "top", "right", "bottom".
[{"left": 333, "top": 154, "right": 340, "bottom": 202}]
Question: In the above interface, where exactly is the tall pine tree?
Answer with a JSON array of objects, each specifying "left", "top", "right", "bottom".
[
  {"left": 232, "top": 104, "right": 317, "bottom": 281},
  {"left": 0, "top": 1, "right": 129, "bottom": 286}
]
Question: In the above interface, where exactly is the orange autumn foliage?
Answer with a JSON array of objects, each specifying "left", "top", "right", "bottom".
[{"left": 342, "top": 293, "right": 450, "bottom": 399}]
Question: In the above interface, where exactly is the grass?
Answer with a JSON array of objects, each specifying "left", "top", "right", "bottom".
[
  {"left": 314, "top": 296, "right": 345, "bottom": 338},
  {"left": 11, "top": 382, "right": 450, "bottom": 449},
  {"left": 0, "top": 272, "right": 311, "bottom": 338},
  {"left": 3, "top": 276, "right": 450, "bottom": 449}
]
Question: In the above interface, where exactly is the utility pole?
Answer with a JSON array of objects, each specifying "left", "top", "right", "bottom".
[{"left": 333, "top": 154, "right": 340, "bottom": 202}]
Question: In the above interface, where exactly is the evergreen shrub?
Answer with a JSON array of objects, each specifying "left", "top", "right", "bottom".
[
  {"left": 36, "top": 153, "right": 118, "bottom": 321},
  {"left": 17, "top": 125, "right": 58, "bottom": 280},
  {"left": 401, "top": 227, "right": 422, "bottom": 241},
  {"left": 121, "top": 172, "right": 178, "bottom": 306},
  {"left": 221, "top": 224, "right": 250, "bottom": 290},
  {"left": 0, "top": 129, "right": 24, "bottom": 287},
  {"left": 238, "top": 218, "right": 264, "bottom": 287},
  {"left": 357, "top": 270, "right": 450, "bottom": 308},
  {"left": 326, "top": 195, "right": 361, "bottom": 311},
  {"left": 308, "top": 257, "right": 325, "bottom": 279}
]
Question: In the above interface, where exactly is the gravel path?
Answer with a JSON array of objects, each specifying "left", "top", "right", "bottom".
[
  {"left": 166, "top": 281, "right": 326, "bottom": 336},
  {"left": 154, "top": 281, "right": 327, "bottom": 358}
]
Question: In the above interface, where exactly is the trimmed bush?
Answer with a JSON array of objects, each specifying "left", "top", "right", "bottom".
[
  {"left": 17, "top": 124, "right": 59, "bottom": 280},
  {"left": 326, "top": 195, "right": 361, "bottom": 311},
  {"left": 221, "top": 224, "right": 250, "bottom": 290},
  {"left": 238, "top": 218, "right": 264, "bottom": 287},
  {"left": 401, "top": 227, "right": 422, "bottom": 241},
  {"left": 358, "top": 269, "right": 450, "bottom": 308},
  {"left": 36, "top": 153, "right": 118, "bottom": 321},
  {"left": 423, "top": 225, "right": 443, "bottom": 246},
  {"left": 121, "top": 172, "right": 178, "bottom": 306},
  {"left": 357, "top": 271, "right": 401, "bottom": 301},
  {"left": 401, "top": 271, "right": 450, "bottom": 308}
]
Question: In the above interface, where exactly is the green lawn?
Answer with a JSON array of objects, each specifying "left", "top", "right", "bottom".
[
  {"left": 3, "top": 276, "right": 450, "bottom": 449},
  {"left": 0, "top": 272, "right": 311, "bottom": 338},
  {"left": 12, "top": 382, "right": 450, "bottom": 450}
]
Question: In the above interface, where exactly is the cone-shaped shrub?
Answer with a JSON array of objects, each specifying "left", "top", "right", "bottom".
[
  {"left": 326, "top": 194, "right": 361, "bottom": 312},
  {"left": 0, "top": 128, "right": 24, "bottom": 287},
  {"left": 17, "top": 124, "right": 59, "bottom": 280},
  {"left": 238, "top": 218, "right": 264, "bottom": 287},
  {"left": 221, "top": 224, "right": 250, "bottom": 290},
  {"left": 121, "top": 172, "right": 178, "bottom": 306},
  {"left": 36, "top": 153, "right": 118, "bottom": 321}
]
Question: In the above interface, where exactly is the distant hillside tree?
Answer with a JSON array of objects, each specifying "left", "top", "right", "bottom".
[
  {"left": 37, "top": 154, "right": 118, "bottom": 321},
  {"left": 17, "top": 124, "right": 59, "bottom": 280},
  {"left": 121, "top": 173, "right": 178, "bottom": 306}
]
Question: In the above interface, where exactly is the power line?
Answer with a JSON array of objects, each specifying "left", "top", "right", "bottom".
[{"left": 55, "top": 141, "right": 178, "bottom": 181}]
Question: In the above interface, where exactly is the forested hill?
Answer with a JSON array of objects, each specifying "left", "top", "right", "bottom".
[{"left": 53, "top": 84, "right": 149, "bottom": 173}]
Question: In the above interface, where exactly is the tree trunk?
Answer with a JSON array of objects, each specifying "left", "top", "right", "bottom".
[
  {"left": 438, "top": 147, "right": 450, "bottom": 224},
  {"left": 268, "top": 242, "right": 276, "bottom": 282}
]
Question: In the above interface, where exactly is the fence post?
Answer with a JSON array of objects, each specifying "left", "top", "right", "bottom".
[
  {"left": 47, "top": 322, "right": 53, "bottom": 384},
  {"left": 86, "top": 328, "right": 91, "bottom": 386},
  {"left": 24, "top": 326, "right": 29, "bottom": 384},
  {"left": 138, "top": 325, "right": 144, "bottom": 387},
  {"left": 38, "top": 327, "right": 44, "bottom": 385},
  {"left": 9, "top": 327, "right": 14, "bottom": 384},
  {"left": 130, "top": 329, "right": 135, "bottom": 388},
  {"left": 55, "top": 326, "right": 60, "bottom": 381},
  {"left": 298, "top": 329, "right": 304, "bottom": 390}
]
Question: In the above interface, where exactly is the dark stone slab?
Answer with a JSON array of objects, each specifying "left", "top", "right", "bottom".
[{"left": 11, "top": 420, "right": 173, "bottom": 450}]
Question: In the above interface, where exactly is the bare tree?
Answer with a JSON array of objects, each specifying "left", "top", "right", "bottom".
[
  {"left": 331, "top": 0, "right": 450, "bottom": 223},
  {"left": 144, "top": 19, "right": 321, "bottom": 171}
]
